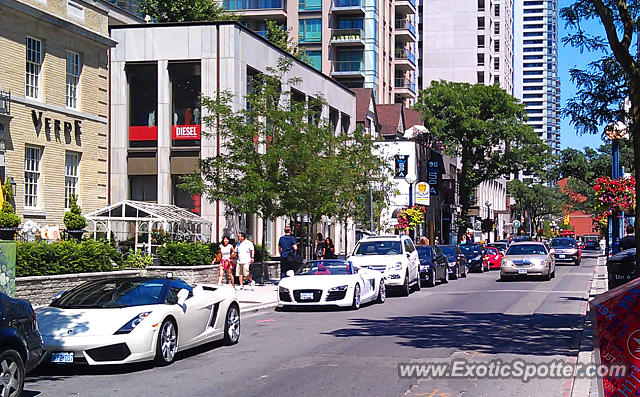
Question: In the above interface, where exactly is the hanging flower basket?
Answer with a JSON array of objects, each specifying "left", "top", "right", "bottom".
[
  {"left": 593, "top": 176, "right": 636, "bottom": 227},
  {"left": 395, "top": 205, "right": 426, "bottom": 231}
]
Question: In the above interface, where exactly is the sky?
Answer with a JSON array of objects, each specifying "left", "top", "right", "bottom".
[{"left": 558, "top": 0, "right": 607, "bottom": 151}]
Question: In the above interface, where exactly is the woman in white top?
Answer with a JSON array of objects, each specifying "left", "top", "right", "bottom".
[{"left": 216, "top": 236, "right": 236, "bottom": 287}]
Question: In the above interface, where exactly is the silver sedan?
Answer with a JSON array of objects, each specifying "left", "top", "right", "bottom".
[{"left": 500, "top": 242, "right": 556, "bottom": 281}]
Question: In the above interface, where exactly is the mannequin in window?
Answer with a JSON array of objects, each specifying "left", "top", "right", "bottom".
[
  {"left": 148, "top": 110, "right": 156, "bottom": 127},
  {"left": 185, "top": 108, "right": 193, "bottom": 125},
  {"left": 193, "top": 108, "right": 200, "bottom": 125},
  {"left": 173, "top": 112, "right": 179, "bottom": 125}
]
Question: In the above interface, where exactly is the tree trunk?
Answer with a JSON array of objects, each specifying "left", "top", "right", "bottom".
[
  {"left": 457, "top": 152, "right": 472, "bottom": 242},
  {"left": 261, "top": 216, "right": 268, "bottom": 283},
  {"left": 343, "top": 216, "right": 349, "bottom": 257}
]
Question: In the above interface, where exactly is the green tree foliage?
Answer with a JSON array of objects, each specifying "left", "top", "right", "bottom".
[
  {"left": 137, "top": 0, "right": 235, "bottom": 22},
  {"left": 0, "top": 182, "right": 19, "bottom": 228},
  {"left": 265, "top": 21, "right": 310, "bottom": 63},
  {"left": 415, "top": 81, "right": 550, "bottom": 240},
  {"left": 507, "top": 180, "right": 566, "bottom": 235},
  {"left": 63, "top": 194, "right": 87, "bottom": 231}
]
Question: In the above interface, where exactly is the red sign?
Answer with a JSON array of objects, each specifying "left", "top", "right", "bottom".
[
  {"left": 172, "top": 125, "right": 201, "bottom": 140},
  {"left": 591, "top": 278, "right": 640, "bottom": 395},
  {"left": 129, "top": 126, "right": 158, "bottom": 141}
]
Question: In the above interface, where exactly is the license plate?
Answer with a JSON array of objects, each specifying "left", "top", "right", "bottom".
[
  {"left": 51, "top": 352, "right": 74, "bottom": 363},
  {"left": 518, "top": 269, "right": 527, "bottom": 275},
  {"left": 300, "top": 292, "right": 314, "bottom": 300},
  {"left": 559, "top": 255, "right": 566, "bottom": 258}
]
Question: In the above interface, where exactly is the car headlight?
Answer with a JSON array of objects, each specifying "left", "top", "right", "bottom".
[
  {"left": 502, "top": 259, "right": 512, "bottom": 267},
  {"left": 388, "top": 262, "right": 403, "bottom": 271},
  {"left": 540, "top": 260, "right": 548, "bottom": 266},
  {"left": 328, "top": 285, "right": 348, "bottom": 292},
  {"left": 569, "top": 249, "right": 578, "bottom": 254},
  {"left": 114, "top": 312, "right": 151, "bottom": 335}
]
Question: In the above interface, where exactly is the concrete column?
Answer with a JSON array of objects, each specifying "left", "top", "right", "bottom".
[{"left": 157, "top": 60, "right": 171, "bottom": 205}]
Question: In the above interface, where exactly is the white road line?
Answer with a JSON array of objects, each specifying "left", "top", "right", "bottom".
[{"left": 422, "top": 289, "right": 587, "bottom": 295}]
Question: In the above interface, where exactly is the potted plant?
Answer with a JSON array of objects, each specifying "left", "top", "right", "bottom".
[
  {"left": 63, "top": 194, "right": 87, "bottom": 241},
  {"left": 0, "top": 182, "right": 20, "bottom": 240}
]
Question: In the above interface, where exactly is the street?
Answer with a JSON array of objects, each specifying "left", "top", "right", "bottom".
[{"left": 26, "top": 253, "right": 599, "bottom": 397}]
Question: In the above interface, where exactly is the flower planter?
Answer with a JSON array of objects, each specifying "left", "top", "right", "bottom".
[
  {"left": 67, "top": 229, "right": 86, "bottom": 242},
  {"left": 0, "top": 228, "right": 16, "bottom": 240}
]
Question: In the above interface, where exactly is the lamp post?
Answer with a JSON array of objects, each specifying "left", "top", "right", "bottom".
[
  {"left": 405, "top": 174, "right": 417, "bottom": 207},
  {"left": 485, "top": 200, "right": 492, "bottom": 243},
  {"left": 604, "top": 121, "right": 627, "bottom": 255}
]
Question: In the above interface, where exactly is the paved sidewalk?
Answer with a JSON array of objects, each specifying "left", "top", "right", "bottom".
[
  {"left": 570, "top": 256, "right": 608, "bottom": 397},
  {"left": 231, "top": 283, "right": 278, "bottom": 314}
]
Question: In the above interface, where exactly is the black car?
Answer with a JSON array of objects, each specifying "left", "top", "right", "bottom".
[
  {"left": 551, "top": 237, "right": 581, "bottom": 266},
  {"left": 459, "top": 243, "right": 487, "bottom": 272},
  {"left": 0, "top": 293, "right": 43, "bottom": 396},
  {"left": 584, "top": 236, "right": 601, "bottom": 250},
  {"left": 438, "top": 245, "right": 468, "bottom": 279},
  {"left": 416, "top": 245, "right": 449, "bottom": 287}
]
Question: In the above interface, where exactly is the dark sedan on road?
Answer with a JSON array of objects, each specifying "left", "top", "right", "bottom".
[
  {"left": 0, "top": 292, "right": 43, "bottom": 397},
  {"left": 416, "top": 245, "right": 449, "bottom": 287},
  {"left": 459, "top": 243, "right": 487, "bottom": 272},
  {"left": 437, "top": 245, "right": 468, "bottom": 279},
  {"left": 583, "top": 235, "right": 601, "bottom": 251},
  {"left": 551, "top": 237, "right": 581, "bottom": 266}
]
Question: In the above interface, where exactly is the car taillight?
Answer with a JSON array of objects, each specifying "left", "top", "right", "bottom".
[{"left": 33, "top": 311, "right": 38, "bottom": 331}]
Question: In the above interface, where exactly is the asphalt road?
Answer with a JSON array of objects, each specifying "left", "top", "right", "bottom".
[{"left": 26, "top": 252, "right": 600, "bottom": 397}]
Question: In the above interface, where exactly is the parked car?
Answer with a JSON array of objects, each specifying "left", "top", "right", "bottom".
[
  {"left": 500, "top": 242, "right": 556, "bottom": 281},
  {"left": 487, "top": 242, "right": 508, "bottom": 254},
  {"left": 513, "top": 235, "right": 533, "bottom": 242},
  {"left": 277, "top": 259, "right": 385, "bottom": 309},
  {"left": 416, "top": 245, "right": 449, "bottom": 287},
  {"left": 437, "top": 245, "right": 468, "bottom": 279},
  {"left": 349, "top": 235, "right": 420, "bottom": 296},
  {"left": 459, "top": 243, "right": 487, "bottom": 272},
  {"left": 551, "top": 237, "right": 581, "bottom": 266},
  {"left": 36, "top": 277, "right": 240, "bottom": 366},
  {"left": 0, "top": 293, "right": 43, "bottom": 397},
  {"left": 483, "top": 247, "right": 504, "bottom": 270}
]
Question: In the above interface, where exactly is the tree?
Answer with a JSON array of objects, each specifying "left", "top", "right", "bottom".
[
  {"left": 265, "top": 21, "right": 311, "bottom": 64},
  {"left": 561, "top": 0, "right": 640, "bottom": 271},
  {"left": 415, "top": 81, "right": 550, "bottom": 241},
  {"left": 137, "top": 0, "right": 234, "bottom": 22},
  {"left": 507, "top": 180, "right": 566, "bottom": 236}
]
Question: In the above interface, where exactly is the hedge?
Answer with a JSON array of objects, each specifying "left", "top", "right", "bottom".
[
  {"left": 156, "top": 242, "right": 213, "bottom": 267},
  {"left": 17, "top": 240, "right": 123, "bottom": 277}
]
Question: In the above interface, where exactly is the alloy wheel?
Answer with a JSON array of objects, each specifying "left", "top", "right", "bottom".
[
  {"left": 160, "top": 320, "right": 177, "bottom": 363},
  {"left": 379, "top": 282, "right": 386, "bottom": 303},
  {"left": 0, "top": 354, "right": 21, "bottom": 397},
  {"left": 227, "top": 305, "right": 240, "bottom": 343}
]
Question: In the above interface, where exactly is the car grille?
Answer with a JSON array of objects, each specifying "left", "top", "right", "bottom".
[
  {"left": 85, "top": 343, "right": 131, "bottom": 362},
  {"left": 293, "top": 289, "right": 323, "bottom": 303},
  {"left": 367, "top": 265, "right": 386, "bottom": 272},
  {"left": 279, "top": 289, "right": 292, "bottom": 302},
  {"left": 326, "top": 290, "right": 347, "bottom": 301},
  {"left": 512, "top": 260, "right": 534, "bottom": 267}
]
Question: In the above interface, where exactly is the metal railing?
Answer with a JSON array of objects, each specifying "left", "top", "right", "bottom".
[
  {"left": 331, "top": 28, "right": 364, "bottom": 42},
  {"left": 223, "top": 0, "right": 286, "bottom": 10},
  {"left": 332, "top": 61, "right": 364, "bottom": 73},
  {"left": 395, "top": 19, "right": 416, "bottom": 36},
  {"left": 0, "top": 91, "right": 9, "bottom": 116},
  {"left": 394, "top": 78, "right": 416, "bottom": 93},
  {"left": 395, "top": 48, "right": 416, "bottom": 64}
]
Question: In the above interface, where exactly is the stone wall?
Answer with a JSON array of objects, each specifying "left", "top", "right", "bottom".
[{"left": 144, "top": 265, "right": 219, "bottom": 284}]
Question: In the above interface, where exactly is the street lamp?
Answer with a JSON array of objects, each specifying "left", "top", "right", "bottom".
[
  {"left": 405, "top": 174, "right": 417, "bottom": 207},
  {"left": 605, "top": 121, "right": 628, "bottom": 254},
  {"left": 485, "top": 201, "right": 492, "bottom": 243}
]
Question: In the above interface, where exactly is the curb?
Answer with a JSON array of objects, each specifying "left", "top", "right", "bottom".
[{"left": 239, "top": 302, "right": 278, "bottom": 316}]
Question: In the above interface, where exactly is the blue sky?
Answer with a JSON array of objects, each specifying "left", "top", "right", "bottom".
[{"left": 558, "top": 0, "right": 607, "bottom": 151}]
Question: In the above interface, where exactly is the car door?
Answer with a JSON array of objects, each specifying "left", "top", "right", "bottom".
[
  {"left": 403, "top": 238, "right": 419, "bottom": 281},
  {"left": 166, "top": 281, "right": 214, "bottom": 344},
  {"left": 355, "top": 264, "right": 375, "bottom": 300}
]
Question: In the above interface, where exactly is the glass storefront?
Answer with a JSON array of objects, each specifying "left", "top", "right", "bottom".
[
  {"left": 170, "top": 62, "right": 201, "bottom": 147},
  {"left": 127, "top": 64, "right": 157, "bottom": 147}
]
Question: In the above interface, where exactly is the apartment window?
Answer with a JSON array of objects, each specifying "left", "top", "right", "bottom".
[
  {"left": 67, "top": 0, "right": 84, "bottom": 19},
  {"left": 494, "top": 40, "right": 500, "bottom": 52},
  {"left": 477, "top": 71, "right": 485, "bottom": 84},
  {"left": 25, "top": 37, "right": 42, "bottom": 99},
  {"left": 477, "top": 35, "right": 485, "bottom": 48},
  {"left": 494, "top": 75, "right": 499, "bottom": 85},
  {"left": 494, "top": 58, "right": 499, "bottom": 70},
  {"left": 65, "top": 152, "right": 79, "bottom": 209},
  {"left": 494, "top": 4, "right": 499, "bottom": 17},
  {"left": 477, "top": 0, "right": 485, "bottom": 11},
  {"left": 477, "top": 17, "right": 485, "bottom": 29},
  {"left": 477, "top": 53, "right": 484, "bottom": 66},
  {"left": 66, "top": 51, "right": 81, "bottom": 109},
  {"left": 24, "top": 146, "right": 42, "bottom": 208},
  {"left": 299, "top": 19, "right": 321, "bottom": 43},
  {"left": 494, "top": 22, "right": 500, "bottom": 34},
  {"left": 305, "top": 50, "right": 322, "bottom": 71}
]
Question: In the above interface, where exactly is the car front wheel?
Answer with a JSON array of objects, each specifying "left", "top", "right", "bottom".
[
  {"left": 414, "top": 270, "right": 421, "bottom": 291},
  {"left": 376, "top": 281, "right": 386, "bottom": 304},
  {"left": 352, "top": 284, "right": 361, "bottom": 309},
  {"left": 155, "top": 318, "right": 178, "bottom": 365},
  {"left": 400, "top": 271, "right": 410, "bottom": 296},
  {"left": 442, "top": 267, "right": 449, "bottom": 284},
  {"left": 426, "top": 268, "right": 436, "bottom": 287}
]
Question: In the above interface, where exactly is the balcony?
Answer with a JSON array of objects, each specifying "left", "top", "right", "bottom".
[
  {"left": 394, "top": 0, "right": 415, "bottom": 15},
  {"left": 394, "top": 19, "right": 416, "bottom": 42},
  {"left": 223, "top": 0, "right": 287, "bottom": 17},
  {"left": 394, "top": 78, "right": 416, "bottom": 95},
  {"left": 0, "top": 91, "right": 9, "bottom": 116},
  {"left": 394, "top": 48, "right": 416, "bottom": 70},
  {"left": 332, "top": 0, "right": 364, "bottom": 14},
  {"left": 331, "top": 61, "right": 365, "bottom": 77},
  {"left": 331, "top": 28, "right": 365, "bottom": 46}
]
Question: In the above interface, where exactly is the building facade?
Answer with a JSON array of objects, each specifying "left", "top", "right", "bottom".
[
  {"left": 0, "top": 0, "right": 134, "bottom": 226},
  {"left": 109, "top": 22, "right": 358, "bottom": 254},
  {"left": 513, "top": 0, "right": 560, "bottom": 156},
  {"left": 224, "top": 0, "right": 418, "bottom": 105}
]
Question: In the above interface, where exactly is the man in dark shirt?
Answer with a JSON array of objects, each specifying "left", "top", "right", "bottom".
[
  {"left": 278, "top": 227, "right": 298, "bottom": 278},
  {"left": 620, "top": 224, "right": 636, "bottom": 251}
]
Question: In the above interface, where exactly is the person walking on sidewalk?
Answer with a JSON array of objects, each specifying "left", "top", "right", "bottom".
[
  {"left": 323, "top": 237, "right": 337, "bottom": 259},
  {"left": 620, "top": 224, "right": 636, "bottom": 251},
  {"left": 236, "top": 232, "right": 255, "bottom": 290},
  {"left": 217, "top": 236, "right": 236, "bottom": 288},
  {"left": 314, "top": 233, "right": 325, "bottom": 259},
  {"left": 278, "top": 227, "right": 298, "bottom": 278}
]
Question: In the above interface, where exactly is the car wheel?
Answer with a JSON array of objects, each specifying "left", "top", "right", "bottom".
[
  {"left": 155, "top": 318, "right": 178, "bottom": 365},
  {"left": 544, "top": 270, "right": 552, "bottom": 281},
  {"left": 400, "top": 272, "right": 410, "bottom": 296},
  {"left": 426, "top": 269, "right": 436, "bottom": 287},
  {"left": 0, "top": 349, "right": 23, "bottom": 397},
  {"left": 551, "top": 267, "right": 556, "bottom": 278},
  {"left": 352, "top": 284, "right": 361, "bottom": 309},
  {"left": 223, "top": 303, "right": 241, "bottom": 345},
  {"left": 442, "top": 267, "right": 449, "bottom": 284},
  {"left": 376, "top": 281, "right": 386, "bottom": 304}
]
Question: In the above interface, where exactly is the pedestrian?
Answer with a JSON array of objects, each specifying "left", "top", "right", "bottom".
[
  {"left": 418, "top": 236, "right": 429, "bottom": 245},
  {"left": 314, "top": 233, "right": 325, "bottom": 259},
  {"left": 216, "top": 236, "right": 235, "bottom": 288},
  {"left": 323, "top": 237, "right": 337, "bottom": 259},
  {"left": 621, "top": 224, "right": 636, "bottom": 251},
  {"left": 278, "top": 227, "right": 298, "bottom": 278},
  {"left": 236, "top": 232, "right": 255, "bottom": 290}
]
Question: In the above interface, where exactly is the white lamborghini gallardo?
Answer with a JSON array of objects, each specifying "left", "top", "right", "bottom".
[{"left": 35, "top": 277, "right": 240, "bottom": 366}]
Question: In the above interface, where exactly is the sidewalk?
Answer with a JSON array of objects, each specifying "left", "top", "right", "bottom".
[
  {"left": 233, "top": 283, "right": 279, "bottom": 315},
  {"left": 570, "top": 256, "right": 608, "bottom": 397}
]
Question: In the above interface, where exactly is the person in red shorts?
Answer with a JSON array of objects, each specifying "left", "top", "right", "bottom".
[{"left": 216, "top": 236, "right": 236, "bottom": 287}]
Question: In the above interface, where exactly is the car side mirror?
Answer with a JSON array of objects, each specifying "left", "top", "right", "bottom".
[
  {"left": 50, "top": 290, "right": 66, "bottom": 303},
  {"left": 176, "top": 288, "right": 190, "bottom": 308},
  {"left": 286, "top": 270, "right": 295, "bottom": 277}
]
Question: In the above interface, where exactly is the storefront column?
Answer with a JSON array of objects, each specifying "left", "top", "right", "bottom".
[{"left": 157, "top": 60, "right": 171, "bottom": 204}]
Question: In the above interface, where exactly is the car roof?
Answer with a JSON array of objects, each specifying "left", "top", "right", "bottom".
[
  {"left": 508, "top": 241, "right": 546, "bottom": 246},
  {"left": 361, "top": 235, "right": 407, "bottom": 241}
]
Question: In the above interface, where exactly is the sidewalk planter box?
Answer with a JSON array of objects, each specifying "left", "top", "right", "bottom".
[{"left": 0, "top": 228, "right": 17, "bottom": 240}]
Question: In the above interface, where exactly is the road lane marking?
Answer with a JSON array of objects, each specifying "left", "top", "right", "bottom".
[{"left": 423, "top": 290, "right": 587, "bottom": 295}]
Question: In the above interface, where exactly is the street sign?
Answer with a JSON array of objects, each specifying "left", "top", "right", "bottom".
[
  {"left": 394, "top": 155, "right": 409, "bottom": 178},
  {"left": 427, "top": 161, "right": 440, "bottom": 195},
  {"left": 415, "top": 182, "right": 430, "bottom": 206},
  {"left": 513, "top": 220, "right": 521, "bottom": 228}
]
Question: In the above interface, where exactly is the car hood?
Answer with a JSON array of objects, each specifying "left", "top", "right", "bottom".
[
  {"left": 36, "top": 305, "right": 163, "bottom": 337},
  {"left": 348, "top": 255, "right": 405, "bottom": 268},
  {"left": 279, "top": 275, "right": 355, "bottom": 290}
]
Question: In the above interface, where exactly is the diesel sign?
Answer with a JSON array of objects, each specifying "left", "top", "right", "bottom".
[{"left": 172, "top": 125, "right": 201, "bottom": 140}]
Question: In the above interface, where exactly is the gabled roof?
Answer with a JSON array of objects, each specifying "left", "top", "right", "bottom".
[
  {"left": 403, "top": 108, "right": 423, "bottom": 129},
  {"left": 352, "top": 88, "right": 375, "bottom": 123},
  {"left": 377, "top": 104, "right": 404, "bottom": 137}
]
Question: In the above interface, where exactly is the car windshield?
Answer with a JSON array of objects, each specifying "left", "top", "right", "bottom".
[
  {"left": 459, "top": 244, "right": 482, "bottom": 255},
  {"left": 416, "top": 246, "right": 434, "bottom": 259},
  {"left": 353, "top": 241, "right": 402, "bottom": 256},
  {"left": 488, "top": 243, "right": 506, "bottom": 250},
  {"left": 438, "top": 246, "right": 457, "bottom": 260},
  {"left": 296, "top": 261, "right": 353, "bottom": 275},
  {"left": 551, "top": 238, "right": 576, "bottom": 247},
  {"left": 51, "top": 279, "right": 168, "bottom": 308},
  {"left": 485, "top": 248, "right": 498, "bottom": 255},
  {"left": 506, "top": 244, "right": 548, "bottom": 256}
]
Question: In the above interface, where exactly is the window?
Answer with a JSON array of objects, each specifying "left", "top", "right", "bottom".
[
  {"left": 127, "top": 63, "right": 158, "bottom": 146},
  {"left": 299, "top": 0, "right": 321, "bottom": 11},
  {"left": 299, "top": 19, "right": 321, "bottom": 43},
  {"left": 494, "top": 22, "right": 500, "bottom": 34},
  {"left": 477, "top": 17, "right": 485, "bottom": 29},
  {"left": 129, "top": 175, "right": 157, "bottom": 202},
  {"left": 24, "top": 146, "right": 41, "bottom": 208},
  {"left": 477, "top": 71, "right": 485, "bottom": 84},
  {"left": 65, "top": 152, "right": 79, "bottom": 209},
  {"left": 66, "top": 51, "right": 81, "bottom": 109},
  {"left": 494, "top": 4, "right": 499, "bottom": 17},
  {"left": 494, "top": 40, "right": 499, "bottom": 52},
  {"left": 477, "top": 53, "right": 484, "bottom": 66},
  {"left": 26, "top": 37, "right": 42, "bottom": 99},
  {"left": 477, "top": 0, "right": 484, "bottom": 11},
  {"left": 305, "top": 50, "right": 322, "bottom": 71},
  {"left": 477, "top": 35, "right": 485, "bottom": 48},
  {"left": 494, "top": 75, "right": 500, "bottom": 85},
  {"left": 494, "top": 58, "right": 499, "bottom": 70}
]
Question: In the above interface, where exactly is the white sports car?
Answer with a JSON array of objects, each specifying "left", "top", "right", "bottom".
[
  {"left": 277, "top": 260, "right": 386, "bottom": 309},
  {"left": 35, "top": 277, "right": 240, "bottom": 366}
]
